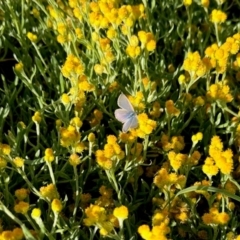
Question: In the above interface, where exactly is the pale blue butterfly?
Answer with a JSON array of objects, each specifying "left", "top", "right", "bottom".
[{"left": 115, "top": 93, "right": 139, "bottom": 132}]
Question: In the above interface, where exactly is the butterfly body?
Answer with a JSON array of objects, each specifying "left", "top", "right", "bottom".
[{"left": 115, "top": 93, "right": 139, "bottom": 132}]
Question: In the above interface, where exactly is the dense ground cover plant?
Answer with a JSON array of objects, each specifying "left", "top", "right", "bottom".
[{"left": 1, "top": 0, "right": 240, "bottom": 239}]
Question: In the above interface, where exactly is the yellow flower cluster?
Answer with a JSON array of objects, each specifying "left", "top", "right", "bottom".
[
  {"left": 0, "top": 228, "right": 24, "bottom": 240},
  {"left": 191, "top": 132, "right": 203, "bottom": 143},
  {"left": 202, "top": 136, "right": 233, "bottom": 177},
  {"left": 44, "top": 148, "right": 54, "bottom": 162},
  {"left": 128, "top": 92, "right": 145, "bottom": 110},
  {"left": 97, "top": 37, "right": 115, "bottom": 65},
  {"left": 40, "top": 183, "right": 59, "bottom": 200},
  {"left": 210, "top": 9, "right": 227, "bottom": 24},
  {"left": 61, "top": 54, "right": 85, "bottom": 79},
  {"left": 153, "top": 168, "right": 186, "bottom": 190},
  {"left": 118, "top": 130, "right": 138, "bottom": 144},
  {"left": 90, "top": 109, "right": 103, "bottom": 127},
  {"left": 142, "top": 77, "right": 157, "bottom": 91},
  {"left": 183, "top": 51, "right": 209, "bottom": 78},
  {"left": 168, "top": 151, "right": 188, "bottom": 171},
  {"left": 87, "top": 2, "right": 144, "bottom": 30},
  {"left": 126, "top": 31, "right": 156, "bottom": 58},
  {"left": 27, "top": 32, "right": 37, "bottom": 42},
  {"left": 60, "top": 125, "right": 81, "bottom": 148},
  {"left": 205, "top": 34, "right": 240, "bottom": 73},
  {"left": 126, "top": 35, "right": 141, "bottom": 58},
  {"left": 83, "top": 204, "right": 116, "bottom": 236},
  {"left": 95, "top": 185, "right": 114, "bottom": 209},
  {"left": 15, "top": 188, "right": 29, "bottom": 201},
  {"left": 138, "top": 222, "right": 170, "bottom": 240},
  {"left": 202, "top": 207, "right": 230, "bottom": 225},
  {"left": 171, "top": 198, "right": 190, "bottom": 223},
  {"left": 0, "top": 143, "right": 11, "bottom": 155},
  {"left": 165, "top": 100, "right": 180, "bottom": 117},
  {"left": 95, "top": 135, "right": 124, "bottom": 169},
  {"left": 14, "top": 201, "right": 29, "bottom": 215},
  {"left": 160, "top": 134, "right": 185, "bottom": 152},
  {"left": 80, "top": 193, "right": 92, "bottom": 209},
  {"left": 32, "top": 111, "right": 41, "bottom": 123},
  {"left": 69, "top": 153, "right": 81, "bottom": 166},
  {"left": 206, "top": 81, "right": 233, "bottom": 103},
  {"left": 150, "top": 101, "right": 161, "bottom": 118},
  {"left": 78, "top": 75, "right": 95, "bottom": 92},
  {"left": 136, "top": 113, "right": 157, "bottom": 138}
]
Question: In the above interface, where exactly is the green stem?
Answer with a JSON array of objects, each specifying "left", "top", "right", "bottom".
[
  {"left": 223, "top": 106, "right": 238, "bottom": 118},
  {"left": 143, "top": 135, "right": 149, "bottom": 161},
  {"left": 51, "top": 212, "right": 59, "bottom": 234},
  {"left": 17, "top": 169, "right": 42, "bottom": 198},
  {"left": 33, "top": 43, "right": 47, "bottom": 68},
  {"left": 73, "top": 166, "right": 80, "bottom": 221},
  {"left": 47, "top": 162, "right": 56, "bottom": 185},
  {"left": 214, "top": 23, "right": 220, "bottom": 45}
]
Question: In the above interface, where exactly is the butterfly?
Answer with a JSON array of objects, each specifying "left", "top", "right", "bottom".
[{"left": 114, "top": 93, "right": 139, "bottom": 132}]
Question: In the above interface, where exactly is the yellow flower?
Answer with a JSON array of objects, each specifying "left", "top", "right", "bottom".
[
  {"left": 126, "top": 45, "right": 141, "bottom": 58},
  {"left": 40, "top": 183, "right": 59, "bottom": 200},
  {"left": 15, "top": 62, "right": 24, "bottom": 72},
  {"left": 202, "top": 157, "right": 219, "bottom": 177},
  {"left": 168, "top": 151, "right": 187, "bottom": 171},
  {"left": 0, "top": 143, "right": 11, "bottom": 155},
  {"left": 51, "top": 199, "right": 63, "bottom": 213},
  {"left": 210, "top": 9, "right": 227, "bottom": 24},
  {"left": 183, "top": 0, "right": 192, "bottom": 7},
  {"left": 113, "top": 205, "right": 128, "bottom": 220},
  {"left": 32, "top": 111, "right": 41, "bottom": 123},
  {"left": 83, "top": 204, "right": 107, "bottom": 226},
  {"left": 191, "top": 132, "right": 203, "bottom": 143},
  {"left": 27, "top": 32, "right": 37, "bottom": 42},
  {"left": 94, "top": 64, "right": 105, "bottom": 75},
  {"left": 207, "top": 82, "right": 233, "bottom": 103},
  {"left": 138, "top": 30, "right": 148, "bottom": 44},
  {"left": 14, "top": 201, "right": 29, "bottom": 214},
  {"left": 44, "top": 148, "right": 54, "bottom": 162},
  {"left": 129, "top": 35, "right": 139, "bottom": 47},
  {"left": 201, "top": 0, "right": 209, "bottom": 7},
  {"left": 69, "top": 153, "right": 81, "bottom": 166},
  {"left": 138, "top": 225, "right": 151, "bottom": 239},
  {"left": 13, "top": 157, "right": 24, "bottom": 167},
  {"left": 165, "top": 100, "right": 180, "bottom": 117},
  {"left": 146, "top": 39, "right": 156, "bottom": 51},
  {"left": 136, "top": 113, "right": 157, "bottom": 138},
  {"left": 75, "top": 28, "right": 83, "bottom": 39},
  {"left": 31, "top": 208, "right": 41, "bottom": 219},
  {"left": 178, "top": 74, "right": 186, "bottom": 84},
  {"left": 60, "top": 125, "right": 80, "bottom": 147},
  {"left": 15, "top": 188, "right": 29, "bottom": 201},
  {"left": 12, "top": 228, "right": 24, "bottom": 240},
  {"left": 88, "top": 133, "right": 96, "bottom": 142},
  {"left": 61, "top": 93, "right": 70, "bottom": 104}
]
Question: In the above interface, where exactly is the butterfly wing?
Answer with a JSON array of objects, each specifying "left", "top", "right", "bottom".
[
  {"left": 117, "top": 93, "right": 134, "bottom": 111},
  {"left": 122, "top": 114, "right": 138, "bottom": 132},
  {"left": 114, "top": 109, "right": 134, "bottom": 123}
]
